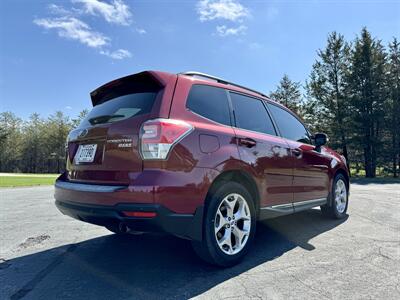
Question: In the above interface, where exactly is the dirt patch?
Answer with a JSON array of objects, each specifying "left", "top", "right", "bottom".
[{"left": 18, "top": 235, "right": 51, "bottom": 249}]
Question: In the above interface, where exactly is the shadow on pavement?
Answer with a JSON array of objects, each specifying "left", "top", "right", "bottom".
[
  {"left": 1, "top": 210, "right": 348, "bottom": 300},
  {"left": 263, "top": 209, "right": 349, "bottom": 251},
  {"left": 350, "top": 177, "right": 400, "bottom": 185}
]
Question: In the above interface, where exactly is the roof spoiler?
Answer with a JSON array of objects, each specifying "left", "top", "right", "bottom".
[{"left": 90, "top": 71, "right": 170, "bottom": 106}]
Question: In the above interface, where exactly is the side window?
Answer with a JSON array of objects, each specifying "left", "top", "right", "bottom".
[
  {"left": 186, "top": 85, "right": 231, "bottom": 126},
  {"left": 268, "top": 103, "right": 311, "bottom": 144},
  {"left": 230, "top": 92, "right": 276, "bottom": 136}
]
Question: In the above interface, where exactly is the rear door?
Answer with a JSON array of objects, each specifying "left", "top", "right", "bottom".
[
  {"left": 66, "top": 72, "right": 176, "bottom": 185},
  {"left": 229, "top": 92, "right": 293, "bottom": 208},
  {"left": 267, "top": 103, "right": 330, "bottom": 204}
]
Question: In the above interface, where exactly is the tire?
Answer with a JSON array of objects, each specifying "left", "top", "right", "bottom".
[
  {"left": 321, "top": 173, "right": 349, "bottom": 219},
  {"left": 191, "top": 182, "right": 257, "bottom": 267}
]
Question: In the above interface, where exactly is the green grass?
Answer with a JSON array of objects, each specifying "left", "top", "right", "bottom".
[
  {"left": 0, "top": 173, "right": 59, "bottom": 187},
  {"left": 350, "top": 166, "right": 398, "bottom": 178}
]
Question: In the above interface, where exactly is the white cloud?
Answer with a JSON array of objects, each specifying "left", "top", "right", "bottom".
[
  {"left": 72, "top": 0, "right": 132, "bottom": 25},
  {"left": 48, "top": 4, "right": 71, "bottom": 15},
  {"left": 34, "top": 17, "right": 109, "bottom": 48},
  {"left": 216, "top": 24, "right": 246, "bottom": 37},
  {"left": 135, "top": 28, "right": 147, "bottom": 35},
  {"left": 35, "top": 1, "right": 134, "bottom": 60},
  {"left": 197, "top": 0, "right": 249, "bottom": 22},
  {"left": 65, "top": 106, "right": 72, "bottom": 110},
  {"left": 100, "top": 49, "right": 131, "bottom": 59}
]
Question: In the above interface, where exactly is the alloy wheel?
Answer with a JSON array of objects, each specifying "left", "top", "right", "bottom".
[
  {"left": 214, "top": 193, "right": 251, "bottom": 255},
  {"left": 335, "top": 179, "right": 347, "bottom": 213}
]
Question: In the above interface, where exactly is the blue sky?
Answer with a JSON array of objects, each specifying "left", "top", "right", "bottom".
[{"left": 1, "top": 0, "right": 399, "bottom": 119}]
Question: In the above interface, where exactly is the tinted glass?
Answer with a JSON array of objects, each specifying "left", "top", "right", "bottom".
[
  {"left": 186, "top": 85, "right": 231, "bottom": 126},
  {"left": 230, "top": 92, "right": 276, "bottom": 135},
  {"left": 268, "top": 103, "right": 311, "bottom": 144},
  {"left": 80, "top": 92, "right": 157, "bottom": 127}
]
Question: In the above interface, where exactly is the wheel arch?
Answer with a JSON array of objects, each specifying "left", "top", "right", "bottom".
[
  {"left": 334, "top": 168, "right": 350, "bottom": 188},
  {"left": 205, "top": 169, "right": 260, "bottom": 214},
  {"left": 329, "top": 167, "right": 350, "bottom": 206}
]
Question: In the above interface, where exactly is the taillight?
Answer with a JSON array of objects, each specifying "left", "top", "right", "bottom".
[{"left": 140, "top": 118, "right": 193, "bottom": 159}]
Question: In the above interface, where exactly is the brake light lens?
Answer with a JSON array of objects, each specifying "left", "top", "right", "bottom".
[
  {"left": 140, "top": 118, "right": 193, "bottom": 159},
  {"left": 122, "top": 211, "right": 157, "bottom": 218}
]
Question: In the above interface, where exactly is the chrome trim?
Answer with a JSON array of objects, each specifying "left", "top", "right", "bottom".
[
  {"left": 260, "top": 197, "right": 327, "bottom": 211},
  {"left": 293, "top": 198, "right": 327, "bottom": 207},
  {"left": 55, "top": 180, "right": 127, "bottom": 193},
  {"left": 259, "top": 203, "right": 294, "bottom": 220},
  {"left": 78, "top": 128, "right": 89, "bottom": 138},
  {"left": 261, "top": 203, "right": 293, "bottom": 210}
]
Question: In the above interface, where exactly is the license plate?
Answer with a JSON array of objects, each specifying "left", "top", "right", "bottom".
[{"left": 75, "top": 144, "right": 97, "bottom": 164}]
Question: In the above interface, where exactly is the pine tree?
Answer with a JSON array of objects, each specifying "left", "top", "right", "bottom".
[
  {"left": 71, "top": 109, "right": 89, "bottom": 128},
  {"left": 305, "top": 32, "right": 351, "bottom": 163},
  {"left": 45, "top": 111, "right": 71, "bottom": 173},
  {"left": 348, "top": 28, "right": 387, "bottom": 177},
  {"left": 21, "top": 113, "right": 45, "bottom": 173},
  {"left": 0, "top": 112, "right": 22, "bottom": 172},
  {"left": 386, "top": 38, "right": 400, "bottom": 177},
  {"left": 269, "top": 74, "right": 302, "bottom": 114}
]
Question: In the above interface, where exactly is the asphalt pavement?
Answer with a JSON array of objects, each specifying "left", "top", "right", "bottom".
[{"left": 1, "top": 180, "right": 399, "bottom": 299}]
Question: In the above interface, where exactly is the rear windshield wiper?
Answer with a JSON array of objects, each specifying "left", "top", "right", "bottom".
[{"left": 88, "top": 114, "right": 125, "bottom": 125}]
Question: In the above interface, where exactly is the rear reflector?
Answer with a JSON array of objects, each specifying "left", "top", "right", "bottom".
[
  {"left": 140, "top": 118, "right": 193, "bottom": 160},
  {"left": 122, "top": 211, "right": 157, "bottom": 218}
]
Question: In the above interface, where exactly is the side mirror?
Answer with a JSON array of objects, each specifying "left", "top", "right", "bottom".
[{"left": 314, "top": 133, "right": 328, "bottom": 147}]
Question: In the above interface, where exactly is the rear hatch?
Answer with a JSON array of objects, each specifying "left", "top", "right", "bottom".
[{"left": 66, "top": 71, "right": 176, "bottom": 185}]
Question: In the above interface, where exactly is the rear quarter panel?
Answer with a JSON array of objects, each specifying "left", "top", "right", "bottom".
[
  {"left": 323, "top": 146, "right": 350, "bottom": 192},
  {"left": 161, "top": 76, "right": 266, "bottom": 207}
]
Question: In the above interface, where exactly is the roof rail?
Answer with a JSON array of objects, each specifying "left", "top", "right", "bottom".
[{"left": 179, "top": 71, "right": 268, "bottom": 98}]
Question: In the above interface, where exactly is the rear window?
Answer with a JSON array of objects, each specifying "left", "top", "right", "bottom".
[
  {"left": 79, "top": 92, "right": 158, "bottom": 127},
  {"left": 186, "top": 85, "right": 231, "bottom": 126},
  {"left": 79, "top": 73, "right": 162, "bottom": 127}
]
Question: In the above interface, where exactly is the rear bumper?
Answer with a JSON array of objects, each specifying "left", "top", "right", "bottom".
[
  {"left": 55, "top": 197, "right": 203, "bottom": 241},
  {"left": 54, "top": 178, "right": 204, "bottom": 240},
  {"left": 56, "top": 167, "right": 218, "bottom": 214}
]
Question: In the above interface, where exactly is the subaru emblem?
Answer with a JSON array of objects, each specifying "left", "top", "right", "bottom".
[{"left": 78, "top": 129, "right": 89, "bottom": 138}]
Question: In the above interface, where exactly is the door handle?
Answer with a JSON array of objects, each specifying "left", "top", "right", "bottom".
[
  {"left": 291, "top": 148, "right": 302, "bottom": 157},
  {"left": 238, "top": 137, "right": 257, "bottom": 148}
]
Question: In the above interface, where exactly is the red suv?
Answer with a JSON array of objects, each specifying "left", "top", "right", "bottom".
[{"left": 55, "top": 70, "right": 349, "bottom": 266}]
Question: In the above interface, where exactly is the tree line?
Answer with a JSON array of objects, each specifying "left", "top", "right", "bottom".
[
  {"left": 0, "top": 110, "right": 88, "bottom": 174},
  {"left": 1, "top": 28, "right": 398, "bottom": 177},
  {"left": 270, "top": 28, "right": 399, "bottom": 178}
]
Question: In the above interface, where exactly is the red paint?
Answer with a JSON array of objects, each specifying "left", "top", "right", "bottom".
[{"left": 55, "top": 70, "right": 349, "bottom": 217}]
